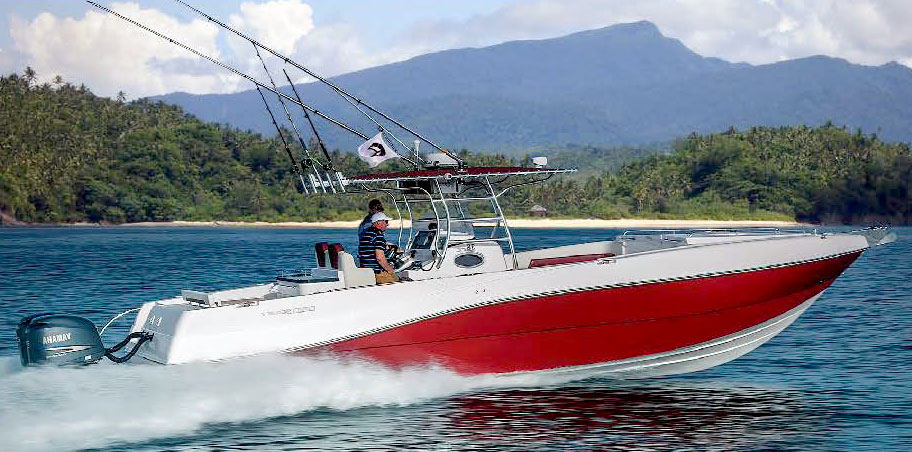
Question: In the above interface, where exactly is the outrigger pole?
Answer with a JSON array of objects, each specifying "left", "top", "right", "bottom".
[
  {"left": 86, "top": 0, "right": 404, "bottom": 194},
  {"left": 254, "top": 85, "right": 312, "bottom": 194},
  {"left": 171, "top": 0, "right": 463, "bottom": 167},
  {"left": 282, "top": 68, "right": 348, "bottom": 189},
  {"left": 86, "top": 1, "right": 371, "bottom": 143},
  {"left": 283, "top": 69, "right": 331, "bottom": 165},
  {"left": 252, "top": 42, "right": 418, "bottom": 173},
  {"left": 253, "top": 44, "right": 331, "bottom": 193}
]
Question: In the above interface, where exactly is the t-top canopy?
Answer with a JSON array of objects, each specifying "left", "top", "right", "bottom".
[{"left": 349, "top": 166, "right": 574, "bottom": 184}]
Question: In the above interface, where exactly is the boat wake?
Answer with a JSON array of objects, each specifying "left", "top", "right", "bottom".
[{"left": 0, "top": 354, "right": 569, "bottom": 452}]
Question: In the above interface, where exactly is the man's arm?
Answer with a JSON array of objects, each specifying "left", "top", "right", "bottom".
[{"left": 375, "top": 248, "right": 395, "bottom": 274}]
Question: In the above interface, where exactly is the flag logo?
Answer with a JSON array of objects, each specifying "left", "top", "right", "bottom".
[
  {"left": 368, "top": 142, "right": 386, "bottom": 157},
  {"left": 358, "top": 132, "right": 399, "bottom": 167}
]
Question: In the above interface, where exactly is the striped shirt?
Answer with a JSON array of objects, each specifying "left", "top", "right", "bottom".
[{"left": 358, "top": 226, "right": 387, "bottom": 272}]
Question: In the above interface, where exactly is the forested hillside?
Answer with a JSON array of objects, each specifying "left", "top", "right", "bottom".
[
  {"left": 0, "top": 69, "right": 378, "bottom": 223},
  {"left": 550, "top": 126, "right": 912, "bottom": 224},
  {"left": 1, "top": 70, "right": 910, "bottom": 225},
  {"left": 158, "top": 21, "right": 912, "bottom": 152}
]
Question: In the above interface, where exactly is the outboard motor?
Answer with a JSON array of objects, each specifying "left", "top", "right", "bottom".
[{"left": 17, "top": 313, "right": 152, "bottom": 367}]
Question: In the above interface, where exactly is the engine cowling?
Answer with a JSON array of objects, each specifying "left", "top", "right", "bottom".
[{"left": 16, "top": 313, "right": 106, "bottom": 366}]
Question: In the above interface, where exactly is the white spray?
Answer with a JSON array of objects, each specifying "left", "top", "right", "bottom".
[{"left": 0, "top": 354, "right": 570, "bottom": 452}]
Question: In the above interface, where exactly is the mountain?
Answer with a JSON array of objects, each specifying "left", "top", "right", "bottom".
[{"left": 153, "top": 21, "right": 912, "bottom": 153}]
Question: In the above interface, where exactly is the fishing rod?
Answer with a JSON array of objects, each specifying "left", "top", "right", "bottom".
[
  {"left": 255, "top": 86, "right": 311, "bottom": 194},
  {"left": 171, "top": 0, "right": 463, "bottom": 167},
  {"left": 260, "top": 52, "right": 417, "bottom": 170},
  {"left": 283, "top": 68, "right": 332, "bottom": 168},
  {"left": 86, "top": 1, "right": 371, "bottom": 143},
  {"left": 253, "top": 44, "right": 331, "bottom": 193},
  {"left": 259, "top": 50, "right": 417, "bottom": 176},
  {"left": 283, "top": 68, "right": 346, "bottom": 191},
  {"left": 173, "top": 0, "right": 421, "bottom": 166}
]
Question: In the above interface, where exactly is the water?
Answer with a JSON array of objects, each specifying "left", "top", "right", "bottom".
[{"left": 0, "top": 227, "right": 910, "bottom": 451}]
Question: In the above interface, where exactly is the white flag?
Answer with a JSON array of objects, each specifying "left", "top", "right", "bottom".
[{"left": 357, "top": 132, "right": 399, "bottom": 167}]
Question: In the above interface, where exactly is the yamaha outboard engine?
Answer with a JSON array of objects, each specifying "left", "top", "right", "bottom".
[{"left": 17, "top": 313, "right": 152, "bottom": 367}]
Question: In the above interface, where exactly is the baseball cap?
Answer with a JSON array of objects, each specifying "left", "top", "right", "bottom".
[{"left": 370, "top": 212, "right": 392, "bottom": 223}]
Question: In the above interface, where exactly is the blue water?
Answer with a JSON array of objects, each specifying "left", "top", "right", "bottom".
[{"left": 0, "top": 227, "right": 910, "bottom": 451}]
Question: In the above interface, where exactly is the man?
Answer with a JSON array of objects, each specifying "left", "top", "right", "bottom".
[
  {"left": 358, "top": 211, "right": 399, "bottom": 284},
  {"left": 358, "top": 199, "right": 384, "bottom": 234}
]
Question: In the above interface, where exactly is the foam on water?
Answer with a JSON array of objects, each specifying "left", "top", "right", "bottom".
[{"left": 0, "top": 354, "right": 566, "bottom": 452}]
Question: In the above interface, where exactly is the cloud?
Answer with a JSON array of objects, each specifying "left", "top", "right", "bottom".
[
  {"left": 273, "top": 0, "right": 912, "bottom": 89},
  {"left": 7, "top": 2, "right": 236, "bottom": 98},
  {"left": 2, "top": 0, "right": 365, "bottom": 98},
  {"left": 6, "top": 0, "right": 912, "bottom": 99},
  {"left": 287, "top": 23, "right": 392, "bottom": 80},
  {"left": 395, "top": 0, "right": 912, "bottom": 68},
  {"left": 228, "top": 0, "right": 315, "bottom": 54},
  {"left": 219, "top": 0, "right": 398, "bottom": 87},
  {"left": 225, "top": 0, "right": 320, "bottom": 86}
]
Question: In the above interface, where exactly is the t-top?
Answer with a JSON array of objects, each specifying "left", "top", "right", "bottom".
[{"left": 358, "top": 226, "right": 387, "bottom": 272}]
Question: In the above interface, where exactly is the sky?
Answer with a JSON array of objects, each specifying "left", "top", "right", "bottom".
[{"left": 1, "top": 0, "right": 911, "bottom": 99}]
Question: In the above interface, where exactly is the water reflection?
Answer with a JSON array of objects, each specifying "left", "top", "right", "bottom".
[
  {"left": 110, "top": 379, "right": 831, "bottom": 452},
  {"left": 436, "top": 381, "right": 827, "bottom": 450}
]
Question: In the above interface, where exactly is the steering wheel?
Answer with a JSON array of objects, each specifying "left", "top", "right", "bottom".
[{"left": 387, "top": 244, "right": 412, "bottom": 272}]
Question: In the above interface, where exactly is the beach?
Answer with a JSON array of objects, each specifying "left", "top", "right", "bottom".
[{"left": 115, "top": 218, "right": 806, "bottom": 229}]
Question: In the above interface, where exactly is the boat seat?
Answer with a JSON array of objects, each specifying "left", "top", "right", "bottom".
[
  {"left": 338, "top": 251, "right": 376, "bottom": 288},
  {"left": 314, "top": 242, "right": 329, "bottom": 267},
  {"left": 328, "top": 243, "right": 344, "bottom": 269}
]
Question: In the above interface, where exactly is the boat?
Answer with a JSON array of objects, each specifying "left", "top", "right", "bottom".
[
  {"left": 16, "top": 2, "right": 895, "bottom": 377},
  {"left": 121, "top": 166, "right": 892, "bottom": 377}
]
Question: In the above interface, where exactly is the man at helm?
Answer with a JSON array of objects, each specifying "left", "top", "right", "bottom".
[{"left": 358, "top": 211, "right": 399, "bottom": 284}]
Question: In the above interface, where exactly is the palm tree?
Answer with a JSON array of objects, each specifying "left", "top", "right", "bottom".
[{"left": 23, "top": 66, "right": 36, "bottom": 88}]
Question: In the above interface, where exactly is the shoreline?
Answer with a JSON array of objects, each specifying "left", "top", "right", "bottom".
[{"left": 30, "top": 218, "right": 809, "bottom": 229}]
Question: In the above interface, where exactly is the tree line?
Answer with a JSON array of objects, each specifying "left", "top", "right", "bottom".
[
  {"left": 1, "top": 69, "right": 909, "bottom": 225},
  {"left": 511, "top": 124, "right": 910, "bottom": 224}
]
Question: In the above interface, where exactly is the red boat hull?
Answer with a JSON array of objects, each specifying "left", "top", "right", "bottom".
[{"left": 324, "top": 251, "right": 861, "bottom": 374}]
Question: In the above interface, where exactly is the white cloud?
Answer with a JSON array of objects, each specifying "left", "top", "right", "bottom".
[
  {"left": 6, "top": 0, "right": 912, "bottom": 99},
  {"left": 8, "top": 2, "right": 236, "bottom": 98},
  {"left": 228, "top": 0, "right": 315, "bottom": 54},
  {"left": 224, "top": 0, "right": 319, "bottom": 87},
  {"left": 269, "top": 0, "right": 912, "bottom": 87},
  {"left": 219, "top": 0, "right": 405, "bottom": 88},
  {"left": 3, "top": 0, "right": 359, "bottom": 98},
  {"left": 288, "top": 23, "right": 395, "bottom": 78},
  {"left": 395, "top": 0, "right": 912, "bottom": 68}
]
